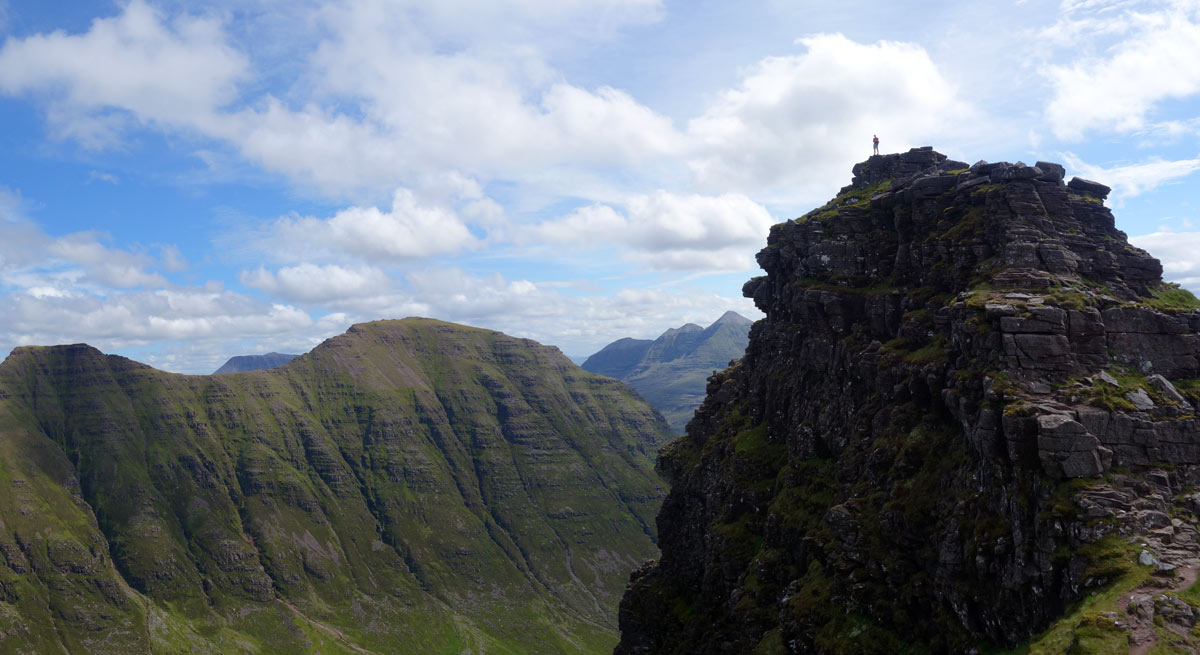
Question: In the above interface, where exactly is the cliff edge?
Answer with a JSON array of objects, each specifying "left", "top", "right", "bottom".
[{"left": 617, "top": 148, "right": 1200, "bottom": 653}]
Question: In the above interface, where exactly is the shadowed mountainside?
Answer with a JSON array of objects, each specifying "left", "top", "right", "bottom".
[
  {"left": 0, "top": 318, "right": 672, "bottom": 654},
  {"left": 618, "top": 149, "right": 1200, "bottom": 653}
]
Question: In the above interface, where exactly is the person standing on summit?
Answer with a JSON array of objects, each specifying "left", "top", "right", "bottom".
[{"left": 872, "top": 134, "right": 879, "bottom": 155}]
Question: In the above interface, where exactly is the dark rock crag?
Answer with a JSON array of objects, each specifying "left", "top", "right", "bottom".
[
  {"left": 0, "top": 318, "right": 672, "bottom": 654},
  {"left": 616, "top": 149, "right": 1200, "bottom": 653}
]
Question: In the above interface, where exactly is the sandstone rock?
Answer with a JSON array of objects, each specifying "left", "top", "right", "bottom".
[
  {"left": 1067, "top": 177, "right": 1112, "bottom": 199},
  {"left": 618, "top": 149, "right": 1200, "bottom": 655},
  {"left": 1035, "top": 161, "right": 1066, "bottom": 182},
  {"left": 1125, "top": 388, "right": 1156, "bottom": 411},
  {"left": 1139, "top": 550, "right": 1160, "bottom": 567},
  {"left": 1147, "top": 374, "right": 1186, "bottom": 403}
]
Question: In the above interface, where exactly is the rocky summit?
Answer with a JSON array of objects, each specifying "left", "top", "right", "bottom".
[
  {"left": 0, "top": 318, "right": 672, "bottom": 654},
  {"left": 617, "top": 148, "right": 1200, "bottom": 653}
]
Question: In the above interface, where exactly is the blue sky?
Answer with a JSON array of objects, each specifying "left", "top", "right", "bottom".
[{"left": 0, "top": 0, "right": 1198, "bottom": 373}]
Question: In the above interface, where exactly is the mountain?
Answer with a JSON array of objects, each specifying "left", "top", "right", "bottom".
[
  {"left": 213, "top": 352, "right": 297, "bottom": 374},
  {"left": 617, "top": 149, "right": 1200, "bottom": 653},
  {"left": 582, "top": 311, "right": 753, "bottom": 432},
  {"left": 0, "top": 318, "right": 673, "bottom": 654}
]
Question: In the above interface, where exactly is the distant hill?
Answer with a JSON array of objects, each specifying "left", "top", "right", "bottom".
[
  {"left": 213, "top": 351, "right": 297, "bottom": 373},
  {"left": 583, "top": 311, "right": 753, "bottom": 432},
  {"left": 0, "top": 319, "right": 671, "bottom": 653}
]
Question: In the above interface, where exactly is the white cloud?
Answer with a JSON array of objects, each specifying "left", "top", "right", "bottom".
[
  {"left": 1061, "top": 152, "right": 1200, "bottom": 199},
  {"left": 263, "top": 188, "right": 479, "bottom": 263},
  {"left": 1044, "top": 1, "right": 1200, "bottom": 140},
  {"left": 0, "top": 220, "right": 168, "bottom": 290},
  {"left": 530, "top": 191, "right": 774, "bottom": 271},
  {"left": 88, "top": 170, "right": 120, "bottom": 184},
  {"left": 1131, "top": 230, "right": 1200, "bottom": 289},
  {"left": 47, "top": 232, "right": 166, "bottom": 288},
  {"left": 685, "top": 33, "right": 972, "bottom": 202},
  {"left": 401, "top": 267, "right": 759, "bottom": 356},
  {"left": 0, "top": 0, "right": 680, "bottom": 199},
  {"left": 0, "top": 185, "right": 23, "bottom": 222},
  {"left": 241, "top": 263, "right": 393, "bottom": 304},
  {"left": 0, "top": 0, "right": 248, "bottom": 146},
  {"left": 159, "top": 244, "right": 187, "bottom": 272},
  {"left": 1, "top": 286, "right": 312, "bottom": 348}
]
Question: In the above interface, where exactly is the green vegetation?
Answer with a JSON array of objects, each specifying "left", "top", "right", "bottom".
[
  {"left": 1143, "top": 282, "right": 1200, "bottom": 312},
  {"left": 797, "top": 179, "right": 893, "bottom": 225},
  {"left": 1078, "top": 367, "right": 1186, "bottom": 412},
  {"left": 0, "top": 319, "right": 674, "bottom": 654},
  {"left": 997, "top": 537, "right": 1150, "bottom": 655},
  {"left": 903, "top": 335, "right": 949, "bottom": 365},
  {"left": 793, "top": 276, "right": 899, "bottom": 295}
]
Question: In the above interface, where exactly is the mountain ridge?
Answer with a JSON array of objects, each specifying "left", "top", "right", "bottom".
[
  {"left": 617, "top": 148, "right": 1200, "bottom": 653},
  {"left": 0, "top": 317, "right": 672, "bottom": 654},
  {"left": 582, "top": 312, "right": 753, "bottom": 432}
]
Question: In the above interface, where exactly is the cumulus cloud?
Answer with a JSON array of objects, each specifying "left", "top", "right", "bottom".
[
  {"left": 2, "top": 286, "right": 311, "bottom": 345},
  {"left": 0, "top": 219, "right": 167, "bottom": 290},
  {"left": 0, "top": 0, "right": 679, "bottom": 198},
  {"left": 686, "top": 33, "right": 972, "bottom": 202},
  {"left": 530, "top": 191, "right": 774, "bottom": 270},
  {"left": 0, "top": 186, "right": 24, "bottom": 222},
  {"left": 262, "top": 188, "right": 479, "bottom": 263},
  {"left": 1131, "top": 230, "right": 1200, "bottom": 289},
  {"left": 401, "top": 267, "right": 760, "bottom": 356},
  {"left": 0, "top": 0, "right": 247, "bottom": 146},
  {"left": 1044, "top": 1, "right": 1200, "bottom": 140},
  {"left": 1061, "top": 152, "right": 1200, "bottom": 199},
  {"left": 241, "top": 263, "right": 393, "bottom": 304}
]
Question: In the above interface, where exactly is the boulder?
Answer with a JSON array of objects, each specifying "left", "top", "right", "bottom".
[{"left": 1067, "top": 177, "right": 1111, "bottom": 200}]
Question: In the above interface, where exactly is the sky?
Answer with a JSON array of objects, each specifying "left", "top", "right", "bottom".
[{"left": 0, "top": 0, "right": 1198, "bottom": 373}]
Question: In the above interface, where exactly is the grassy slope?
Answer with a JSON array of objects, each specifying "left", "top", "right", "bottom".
[{"left": 0, "top": 318, "right": 672, "bottom": 654}]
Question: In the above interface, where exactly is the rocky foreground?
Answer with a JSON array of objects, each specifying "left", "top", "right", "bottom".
[
  {"left": 0, "top": 318, "right": 672, "bottom": 654},
  {"left": 618, "top": 149, "right": 1200, "bottom": 653}
]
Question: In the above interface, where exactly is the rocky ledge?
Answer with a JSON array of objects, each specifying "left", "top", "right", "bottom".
[{"left": 617, "top": 148, "right": 1200, "bottom": 653}]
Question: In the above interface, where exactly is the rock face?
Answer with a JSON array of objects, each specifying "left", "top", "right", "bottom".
[
  {"left": 616, "top": 149, "right": 1200, "bottom": 652},
  {"left": 0, "top": 318, "right": 672, "bottom": 654},
  {"left": 583, "top": 311, "right": 753, "bottom": 432},
  {"left": 213, "top": 351, "right": 297, "bottom": 373}
]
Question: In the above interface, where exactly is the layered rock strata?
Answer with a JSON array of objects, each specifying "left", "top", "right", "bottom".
[
  {"left": 617, "top": 148, "right": 1200, "bottom": 652},
  {"left": 0, "top": 318, "right": 672, "bottom": 654}
]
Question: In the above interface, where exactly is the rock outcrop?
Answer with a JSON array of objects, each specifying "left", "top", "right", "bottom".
[
  {"left": 616, "top": 149, "right": 1200, "bottom": 653},
  {"left": 0, "top": 318, "right": 672, "bottom": 654}
]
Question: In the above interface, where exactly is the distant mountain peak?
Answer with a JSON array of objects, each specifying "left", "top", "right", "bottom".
[
  {"left": 711, "top": 310, "right": 752, "bottom": 327},
  {"left": 213, "top": 351, "right": 298, "bottom": 374},
  {"left": 582, "top": 312, "right": 752, "bottom": 433}
]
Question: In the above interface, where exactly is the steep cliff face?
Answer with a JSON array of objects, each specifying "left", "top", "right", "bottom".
[
  {"left": 617, "top": 149, "right": 1200, "bottom": 653},
  {"left": 0, "top": 318, "right": 672, "bottom": 654},
  {"left": 584, "top": 312, "right": 753, "bottom": 433}
]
